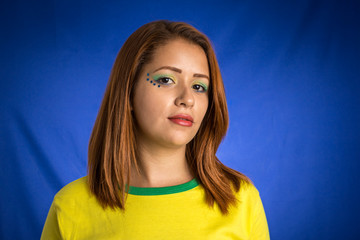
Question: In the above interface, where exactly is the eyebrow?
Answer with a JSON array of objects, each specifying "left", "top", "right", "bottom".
[{"left": 153, "top": 66, "right": 209, "bottom": 80}]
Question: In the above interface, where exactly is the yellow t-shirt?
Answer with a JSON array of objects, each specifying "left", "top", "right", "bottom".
[{"left": 41, "top": 176, "right": 270, "bottom": 239}]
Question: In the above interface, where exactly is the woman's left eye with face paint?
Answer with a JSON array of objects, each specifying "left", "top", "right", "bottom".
[{"left": 153, "top": 76, "right": 175, "bottom": 85}]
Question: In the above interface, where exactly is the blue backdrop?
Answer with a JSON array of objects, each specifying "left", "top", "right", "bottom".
[{"left": 1, "top": 0, "right": 359, "bottom": 239}]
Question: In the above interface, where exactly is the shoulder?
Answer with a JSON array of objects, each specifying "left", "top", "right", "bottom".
[
  {"left": 231, "top": 180, "right": 263, "bottom": 209},
  {"left": 235, "top": 182, "right": 270, "bottom": 239},
  {"left": 230, "top": 178, "right": 260, "bottom": 199},
  {"left": 238, "top": 181, "right": 260, "bottom": 197},
  {"left": 53, "top": 176, "right": 92, "bottom": 206},
  {"left": 42, "top": 176, "right": 92, "bottom": 239}
]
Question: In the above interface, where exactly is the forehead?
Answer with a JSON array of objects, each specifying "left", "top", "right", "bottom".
[{"left": 148, "top": 39, "right": 209, "bottom": 76}]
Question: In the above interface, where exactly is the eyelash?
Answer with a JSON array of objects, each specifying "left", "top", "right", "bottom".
[
  {"left": 153, "top": 77, "right": 208, "bottom": 93},
  {"left": 192, "top": 84, "right": 207, "bottom": 92},
  {"left": 154, "top": 77, "right": 174, "bottom": 85}
]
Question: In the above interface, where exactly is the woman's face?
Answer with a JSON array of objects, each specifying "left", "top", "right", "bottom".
[{"left": 132, "top": 38, "right": 210, "bottom": 149}]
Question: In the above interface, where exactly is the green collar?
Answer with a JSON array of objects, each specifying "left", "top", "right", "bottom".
[{"left": 127, "top": 178, "right": 199, "bottom": 196}]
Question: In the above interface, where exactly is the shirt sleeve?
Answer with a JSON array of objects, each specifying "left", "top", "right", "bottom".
[
  {"left": 41, "top": 199, "right": 63, "bottom": 240},
  {"left": 249, "top": 187, "right": 270, "bottom": 240}
]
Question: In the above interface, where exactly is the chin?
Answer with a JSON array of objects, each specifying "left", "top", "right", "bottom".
[{"left": 163, "top": 136, "right": 194, "bottom": 148}]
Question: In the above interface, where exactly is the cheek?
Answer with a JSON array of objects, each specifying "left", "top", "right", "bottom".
[
  {"left": 198, "top": 97, "right": 209, "bottom": 120},
  {"left": 134, "top": 74, "right": 167, "bottom": 113},
  {"left": 134, "top": 87, "right": 169, "bottom": 122},
  {"left": 134, "top": 94, "right": 153, "bottom": 119}
]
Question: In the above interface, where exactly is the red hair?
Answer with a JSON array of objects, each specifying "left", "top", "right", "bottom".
[{"left": 88, "top": 20, "right": 250, "bottom": 215}]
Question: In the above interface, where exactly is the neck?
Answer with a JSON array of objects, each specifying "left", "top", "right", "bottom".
[{"left": 130, "top": 139, "right": 194, "bottom": 188}]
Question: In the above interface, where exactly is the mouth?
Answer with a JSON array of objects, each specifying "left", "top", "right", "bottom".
[
  {"left": 168, "top": 118, "right": 193, "bottom": 127},
  {"left": 168, "top": 114, "right": 194, "bottom": 122},
  {"left": 168, "top": 114, "right": 194, "bottom": 127}
]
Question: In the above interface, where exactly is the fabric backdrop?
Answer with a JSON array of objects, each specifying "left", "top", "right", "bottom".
[{"left": 1, "top": 0, "right": 359, "bottom": 239}]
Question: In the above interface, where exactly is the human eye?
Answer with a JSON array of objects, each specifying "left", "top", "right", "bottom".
[
  {"left": 152, "top": 74, "right": 176, "bottom": 86},
  {"left": 192, "top": 82, "right": 208, "bottom": 93}
]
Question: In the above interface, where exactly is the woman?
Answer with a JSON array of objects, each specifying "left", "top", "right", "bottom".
[{"left": 41, "top": 20, "right": 270, "bottom": 239}]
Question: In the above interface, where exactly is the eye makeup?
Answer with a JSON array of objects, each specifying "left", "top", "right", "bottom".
[
  {"left": 146, "top": 73, "right": 161, "bottom": 87},
  {"left": 192, "top": 81, "right": 208, "bottom": 92},
  {"left": 146, "top": 73, "right": 177, "bottom": 88},
  {"left": 145, "top": 72, "right": 208, "bottom": 92},
  {"left": 152, "top": 74, "right": 177, "bottom": 85}
]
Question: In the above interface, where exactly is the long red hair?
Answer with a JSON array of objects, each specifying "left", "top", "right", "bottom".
[{"left": 88, "top": 20, "right": 250, "bottom": 215}]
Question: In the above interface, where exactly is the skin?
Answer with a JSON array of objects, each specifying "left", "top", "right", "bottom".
[{"left": 130, "top": 38, "right": 210, "bottom": 187}]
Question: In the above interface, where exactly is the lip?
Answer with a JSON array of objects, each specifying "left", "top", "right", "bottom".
[
  {"left": 168, "top": 114, "right": 194, "bottom": 122},
  {"left": 168, "top": 114, "right": 194, "bottom": 127}
]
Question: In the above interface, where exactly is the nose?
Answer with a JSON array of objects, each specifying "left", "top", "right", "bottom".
[{"left": 175, "top": 85, "right": 194, "bottom": 108}]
